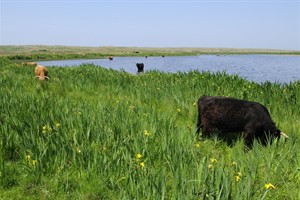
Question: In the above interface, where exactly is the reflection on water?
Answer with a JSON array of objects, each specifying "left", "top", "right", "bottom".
[{"left": 38, "top": 54, "right": 300, "bottom": 83}]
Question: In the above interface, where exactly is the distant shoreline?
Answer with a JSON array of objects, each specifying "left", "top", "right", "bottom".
[{"left": 0, "top": 45, "right": 299, "bottom": 61}]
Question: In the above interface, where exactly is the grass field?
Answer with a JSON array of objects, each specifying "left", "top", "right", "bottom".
[{"left": 0, "top": 57, "right": 299, "bottom": 199}]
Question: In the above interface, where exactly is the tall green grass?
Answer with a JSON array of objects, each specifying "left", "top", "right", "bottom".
[{"left": 0, "top": 57, "right": 299, "bottom": 199}]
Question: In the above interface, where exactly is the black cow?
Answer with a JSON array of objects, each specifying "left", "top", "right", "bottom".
[
  {"left": 196, "top": 96, "right": 288, "bottom": 149},
  {"left": 136, "top": 63, "right": 144, "bottom": 74}
]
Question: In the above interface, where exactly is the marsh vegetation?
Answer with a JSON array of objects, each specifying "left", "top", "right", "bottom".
[{"left": 0, "top": 57, "right": 299, "bottom": 199}]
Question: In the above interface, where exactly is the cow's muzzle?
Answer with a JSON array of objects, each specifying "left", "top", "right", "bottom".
[{"left": 36, "top": 76, "right": 50, "bottom": 80}]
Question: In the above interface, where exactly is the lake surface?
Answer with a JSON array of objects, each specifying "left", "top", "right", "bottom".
[{"left": 38, "top": 54, "right": 300, "bottom": 83}]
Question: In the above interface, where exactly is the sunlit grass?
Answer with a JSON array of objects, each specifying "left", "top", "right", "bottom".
[{"left": 0, "top": 57, "right": 299, "bottom": 199}]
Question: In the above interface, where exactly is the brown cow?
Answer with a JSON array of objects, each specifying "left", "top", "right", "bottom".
[{"left": 35, "top": 65, "right": 49, "bottom": 80}]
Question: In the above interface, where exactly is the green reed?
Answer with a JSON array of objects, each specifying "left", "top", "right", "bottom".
[{"left": 0, "top": 57, "right": 299, "bottom": 199}]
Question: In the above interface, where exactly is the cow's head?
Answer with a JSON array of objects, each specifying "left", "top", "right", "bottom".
[
  {"left": 259, "top": 125, "right": 288, "bottom": 146},
  {"left": 36, "top": 75, "right": 50, "bottom": 81},
  {"left": 269, "top": 125, "right": 289, "bottom": 142}
]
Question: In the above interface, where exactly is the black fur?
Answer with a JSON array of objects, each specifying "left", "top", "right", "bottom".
[{"left": 196, "top": 96, "right": 281, "bottom": 149}]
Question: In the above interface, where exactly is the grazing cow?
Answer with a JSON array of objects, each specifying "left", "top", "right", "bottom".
[
  {"left": 35, "top": 65, "right": 49, "bottom": 81},
  {"left": 108, "top": 56, "right": 113, "bottom": 60},
  {"left": 196, "top": 96, "right": 288, "bottom": 149},
  {"left": 136, "top": 63, "right": 144, "bottom": 74}
]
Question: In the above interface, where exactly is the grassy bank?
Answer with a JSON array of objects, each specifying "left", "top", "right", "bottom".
[
  {"left": 1, "top": 45, "right": 299, "bottom": 61},
  {"left": 0, "top": 57, "right": 299, "bottom": 199}
]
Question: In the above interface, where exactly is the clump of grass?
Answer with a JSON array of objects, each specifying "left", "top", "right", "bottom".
[{"left": 0, "top": 57, "right": 299, "bottom": 199}]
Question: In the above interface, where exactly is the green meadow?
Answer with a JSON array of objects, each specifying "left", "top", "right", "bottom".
[{"left": 0, "top": 57, "right": 299, "bottom": 199}]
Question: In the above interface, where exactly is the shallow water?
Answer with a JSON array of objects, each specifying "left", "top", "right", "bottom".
[{"left": 38, "top": 54, "right": 300, "bottom": 83}]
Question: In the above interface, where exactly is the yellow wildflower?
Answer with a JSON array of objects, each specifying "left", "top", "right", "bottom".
[
  {"left": 177, "top": 108, "right": 181, "bottom": 112},
  {"left": 55, "top": 123, "right": 61, "bottom": 128},
  {"left": 31, "top": 160, "right": 37, "bottom": 166},
  {"left": 210, "top": 158, "right": 218, "bottom": 164},
  {"left": 136, "top": 154, "right": 142, "bottom": 159},
  {"left": 140, "top": 162, "right": 145, "bottom": 168},
  {"left": 144, "top": 130, "right": 150, "bottom": 136},
  {"left": 208, "top": 164, "right": 213, "bottom": 169},
  {"left": 235, "top": 175, "right": 241, "bottom": 182},
  {"left": 26, "top": 155, "right": 31, "bottom": 161},
  {"left": 265, "top": 183, "right": 275, "bottom": 190}
]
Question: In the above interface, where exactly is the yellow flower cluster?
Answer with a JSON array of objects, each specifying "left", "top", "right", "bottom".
[
  {"left": 42, "top": 125, "right": 52, "bottom": 134},
  {"left": 235, "top": 172, "right": 242, "bottom": 182},
  {"left": 208, "top": 158, "right": 218, "bottom": 169},
  {"left": 42, "top": 122, "right": 60, "bottom": 134},
  {"left": 135, "top": 153, "right": 145, "bottom": 169}
]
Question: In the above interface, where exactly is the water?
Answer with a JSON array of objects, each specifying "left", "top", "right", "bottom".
[{"left": 38, "top": 54, "right": 300, "bottom": 83}]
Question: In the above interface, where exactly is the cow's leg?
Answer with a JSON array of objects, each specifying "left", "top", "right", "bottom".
[
  {"left": 201, "top": 126, "right": 211, "bottom": 140},
  {"left": 244, "top": 130, "right": 254, "bottom": 151},
  {"left": 196, "top": 111, "right": 202, "bottom": 134}
]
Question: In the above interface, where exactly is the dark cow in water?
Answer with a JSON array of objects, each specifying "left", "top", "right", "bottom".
[
  {"left": 196, "top": 96, "right": 288, "bottom": 149},
  {"left": 136, "top": 63, "right": 144, "bottom": 74}
]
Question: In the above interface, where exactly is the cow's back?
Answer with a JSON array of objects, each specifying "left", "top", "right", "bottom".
[{"left": 198, "top": 96, "right": 271, "bottom": 132}]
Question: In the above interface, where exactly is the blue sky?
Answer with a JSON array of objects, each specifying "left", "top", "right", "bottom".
[{"left": 1, "top": 0, "right": 299, "bottom": 50}]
